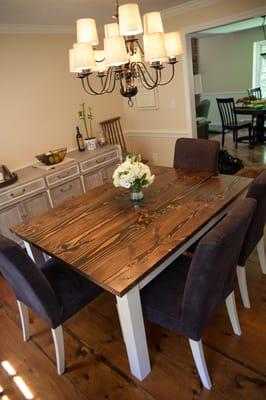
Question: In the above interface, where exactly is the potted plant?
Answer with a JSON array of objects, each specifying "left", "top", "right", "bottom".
[{"left": 78, "top": 103, "right": 97, "bottom": 150}]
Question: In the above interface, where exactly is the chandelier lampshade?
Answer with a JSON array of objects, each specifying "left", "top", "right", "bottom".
[
  {"left": 118, "top": 3, "right": 143, "bottom": 36},
  {"left": 76, "top": 18, "right": 99, "bottom": 45},
  {"left": 70, "top": 2, "right": 183, "bottom": 106},
  {"left": 143, "top": 12, "right": 164, "bottom": 34},
  {"left": 164, "top": 32, "right": 183, "bottom": 58}
]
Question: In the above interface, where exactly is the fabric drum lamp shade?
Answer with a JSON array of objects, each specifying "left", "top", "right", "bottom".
[
  {"left": 73, "top": 42, "right": 96, "bottom": 70},
  {"left": 193, "top": 74, "right": 203, "bottom": 95},
  {"left": 118, "top": 3, "right": 143, "bottom": 36},
  {"left": 144, "top": 33, "right": 167, "bottom": 63},
  {"left": 92, "top": 50, "right": 107, "bottom": 72},
  {"left": 104, "top": 36, "right": 129, "bottom": 66},
  {"left": 76, "top": 18, "right": 99, "bottom": 45},
  {"left": 69, "top": 48, "right": 83, "bottom": 73},
  {"left": 164, "top": 32, "right": 183, "bottom": 58},
  {"left": 143, "top": 12, "right": 164, "bottom": 34},
  {"left": 104, "top": 23, "right": 120, "bottom": 38}
]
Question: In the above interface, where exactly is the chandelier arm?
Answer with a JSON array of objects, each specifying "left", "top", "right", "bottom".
[
  {"left": 136, "top": 62, "right": 159, "bottom": 86},
  {"left": 81, "top": 77, "right": 98, "bottom": 95},
  {"left": 157, "top": 64, "right": 175, "bottom": 86},
  {"left": 136, "top": 63, "right": 159, "bottom": 90},
  {"left": 84, "top": 68, "right": 114, "bottom": 95},
  {"left": 105, "top": 70, "right": 117, "bottom": 94}
]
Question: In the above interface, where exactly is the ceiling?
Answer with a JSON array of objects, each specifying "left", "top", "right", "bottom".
[{"left": 0, "top": 0, "right": 191, "bottom": 26}]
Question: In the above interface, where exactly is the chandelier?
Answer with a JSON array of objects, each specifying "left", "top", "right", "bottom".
[{"left": 69, "top": 2, "right": 183, "bottom": 106}]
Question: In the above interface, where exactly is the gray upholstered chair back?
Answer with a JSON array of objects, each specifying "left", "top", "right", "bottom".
[
  {"left": 239, "top": 170, "right": 266, "bottom": 266},
  {"left": 173, "top": 138, "right": 220, "bottom": 173},
  {"left": 196, "top": 99, "right": 210, "bottom": 119},
  {"left": 0, "top": 235, "right": 61, "bottom": 326},
  {"left": 181, "top": 198, "right": 256, "bottom": 339}
]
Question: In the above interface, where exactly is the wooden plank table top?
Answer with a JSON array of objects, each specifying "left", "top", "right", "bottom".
[{"left": 11, "top": 166, "right": 251, "bottom": 297}]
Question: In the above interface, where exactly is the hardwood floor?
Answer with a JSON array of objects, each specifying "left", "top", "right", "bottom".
[{"left": 0, "top": 138, "right": 265, "bottom": 400}]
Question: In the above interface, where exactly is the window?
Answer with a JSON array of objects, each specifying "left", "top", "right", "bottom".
[{"left": 252, "top": 40, "right": 266, "bottom": 97}]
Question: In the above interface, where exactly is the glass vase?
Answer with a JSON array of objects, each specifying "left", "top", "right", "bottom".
[{"left": 130, "top": 189, "right": 144, "bottom": 201}]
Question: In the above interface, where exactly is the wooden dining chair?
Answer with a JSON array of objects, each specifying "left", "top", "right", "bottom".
[
  {"left": 0, "top": 234, "right": 103, "bottom": 374},
  {"left": 100, "top": 117, "right": 128, "bottom": 157},
  {"left": 216, "top": 98, "right": 253, "bottom": 148},
  {"left": 247, "top": 87, "right": 262, "bottom": 100},
  {"left": 141, "top": 198, "right": 256, "bottom": 389},
  {"left": 236, "top": 170, "right": 266, "bottom": 308},
  {"left": 173, "top": 138, "right": 220, "bottom": 173}
]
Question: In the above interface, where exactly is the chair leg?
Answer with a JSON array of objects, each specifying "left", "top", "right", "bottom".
[
  {"left": 51, "top": 326, "right": 65, "bottom": 375},
  {"left": 236, "top": 266, "right": 251, "bottom": 308},
  {"left": 225, "top": 291, "right": 241, "bottom": 335},
  {"left": 257, "top": 237, "right": 266, "bottom": 274},
  {"left": 222, "top": 129, "right": 225, "bottom": 148},
  {"left": 234, "top": 128, "right": 238, "bottom": 149},
  {"left": 189, "top": 339, "right": 212, "bottom": 390},
  {"left": 16, "top": 300, "right": 30, "bottom": 341}
]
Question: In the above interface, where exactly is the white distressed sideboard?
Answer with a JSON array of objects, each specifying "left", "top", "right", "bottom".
[{"left": 0, "top": 145, "right": 122, "bottom": 244}]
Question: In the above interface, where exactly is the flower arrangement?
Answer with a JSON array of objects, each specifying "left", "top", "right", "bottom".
[{"left": 113, "top": 154, "right": 154, "bottom": 200}]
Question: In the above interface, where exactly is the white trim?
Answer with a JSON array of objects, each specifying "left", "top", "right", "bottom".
[
  {"left": 125, "top": 130, "right": 189, "bottom": 138},
  {"left": 162, "top": 0, "right": 221, "bottom": 18},
  {"left": 0, "top": 24, "right": 75, "bottom": 34}
]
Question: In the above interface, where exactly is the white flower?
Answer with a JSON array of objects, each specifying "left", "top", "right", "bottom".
[{"left": 113, "top": 154, "right": 154, "bottom": 190}]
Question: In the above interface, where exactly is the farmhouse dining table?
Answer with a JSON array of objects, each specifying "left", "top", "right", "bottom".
[{"left": 11, "top": 166, "right": 251, "bottom": 381}]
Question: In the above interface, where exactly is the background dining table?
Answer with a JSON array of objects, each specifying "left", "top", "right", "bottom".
[
  {"left": 11, "top": 166, "right": 251, "bottom": 381},
  {"left": 235, "top": 104, "right": 266, "bottom": 144}
]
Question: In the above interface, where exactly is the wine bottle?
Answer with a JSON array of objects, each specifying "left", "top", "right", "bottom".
[{"left": 76, "top": 126, "right": 85, "bottom": 151}]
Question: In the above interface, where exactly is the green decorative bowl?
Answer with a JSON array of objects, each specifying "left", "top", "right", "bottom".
[{"left": 36, "top": 147, "right": 67, "bottom": 165}]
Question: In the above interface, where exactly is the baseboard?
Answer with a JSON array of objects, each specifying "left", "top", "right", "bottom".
[{"left": 125, "top": 130, "right": 190, "bottom": 139}]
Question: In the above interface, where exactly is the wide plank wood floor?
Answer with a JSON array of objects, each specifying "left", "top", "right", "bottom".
[{"left": 0, "top": 136, "right": 265, "bottom": 400}]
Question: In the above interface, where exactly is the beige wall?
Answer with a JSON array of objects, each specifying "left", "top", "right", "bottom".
[
  {"left": 0, "top": 34, "right": 124, "bottom": 170},
  {"left": 198, "top": 27, "right": 263, "bottom": 92},
  {"left": 124, "top": 0, "right": 266, "bottom": 166}
]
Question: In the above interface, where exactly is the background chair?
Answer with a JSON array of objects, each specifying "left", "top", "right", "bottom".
[
  {"left": 173, "top": 138, "right": 220, "bottom": 173},
  {"left": 247, "top": 87, "right": 262, "bottom": 99},
  {"left": 100, "top": 117, "right": 128, "bottom": 157},
  {"left": 196, "top": 99, "right": 210, "bottom": 119},
  {"left": 237, "top": 170, "right": 266, "bottom": 308},
  {"left": 141, "top": 198, "right": 256, "bottom": 389},
  {"left": 216, "top": 98, "right": 253, "bottom": 148},
  {"left": 0, "top": 235, "right": 103, "bottom": 374}
]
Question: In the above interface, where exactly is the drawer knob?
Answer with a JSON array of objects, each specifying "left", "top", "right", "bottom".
[
  {"left": 60, "top": 184, "right": 72, "bottom": 193},
  {"left": 10, "top": 188, "right": 26, "bottom": 198},
  {"left": 96, "top": 157, "right": 106, "bottom": 164}
]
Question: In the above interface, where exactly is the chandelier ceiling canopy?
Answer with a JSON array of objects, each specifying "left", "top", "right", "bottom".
[{"left": 69, "top": 2, "right": 183, "bottom": 106}]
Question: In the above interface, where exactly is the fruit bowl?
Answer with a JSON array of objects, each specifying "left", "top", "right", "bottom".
[{"left": 36, "top": 147, "right": 67, "bottom": 165}]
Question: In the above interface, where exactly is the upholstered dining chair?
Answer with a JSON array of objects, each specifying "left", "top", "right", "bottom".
[
  {"left": 216, "top": 98, "right": 253, "bottom": 148},
  {"left": 236, "top": 170, "right": 266, "bottom": 308},
  {"left": 0, "top": 234, "right": 103, "bottom": 374},
  {"left": 141, "top": 198, "right": 256, "bottom": 389},
  {"left": 173, "top": 138, "right": 220, "bottom": 173}
]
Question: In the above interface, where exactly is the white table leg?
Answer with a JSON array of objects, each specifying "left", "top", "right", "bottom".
[{"left": 116, "top": 286, "right": 151, "bottom": 380}]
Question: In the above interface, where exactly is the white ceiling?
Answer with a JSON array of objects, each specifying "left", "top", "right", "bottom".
[{"left": 0, "top": 0, "right": 192, "bottom": 26}]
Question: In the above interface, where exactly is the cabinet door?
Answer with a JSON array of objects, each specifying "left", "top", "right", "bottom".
[
  {"left": 20, "top": 192, "right": 51, "bottom": 221},
  {"left": 102, "top": 162, "right": 118, "bottom": 183},
  {"left": 0, "top": 204, "right": 23, "bottom": 244},
  {"left": 50, "top": 177, "right": 83, "bottom": 208},
  {"left": 83, "top": 171, "right": 104, "bottom": 191}
]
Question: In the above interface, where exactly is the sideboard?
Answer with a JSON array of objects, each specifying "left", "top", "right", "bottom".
[{"left": 0, "top": 145, "right": 122, "bottom": 245}]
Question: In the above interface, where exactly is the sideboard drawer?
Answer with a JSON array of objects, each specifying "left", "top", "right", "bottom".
[
  {"left": 0, "top": 178, "right": 46, "bottom": 207},
  {"left": 80, "top": 150, "right": 119, "bottom": 173},
  {"left": 50, "top": 177, "right": 83, "bottom": 207},
  {"left": 46, "top": 164, "right": 79, "bottom": 187}
]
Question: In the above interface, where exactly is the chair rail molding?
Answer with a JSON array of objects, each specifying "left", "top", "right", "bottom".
[{"left": 125, "top": 130, "right": 189, "bottom": 139}]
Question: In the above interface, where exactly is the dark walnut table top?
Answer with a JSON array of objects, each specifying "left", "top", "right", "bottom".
[{"left": 11, "top": 166, "right": 251, "bottom": 297}]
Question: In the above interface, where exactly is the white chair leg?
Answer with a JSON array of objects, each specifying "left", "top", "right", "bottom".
[
  {"left": 189, "top": 339, "right": 212, "bottom": 390},
  {"left": 236, "top": 266, "right": 251, "bottom": 308},
  {"left": 16, "top": 300, "right": 30, "bottom": 341},
  {"left": 225, "top": 291, "right": 241, "bottom": 335},
  {"left": 51, "top": 326, "right": 65, "bottom": 375},
  {"left": 257, "top": 237, "right": 266, "bottom": 274}
]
